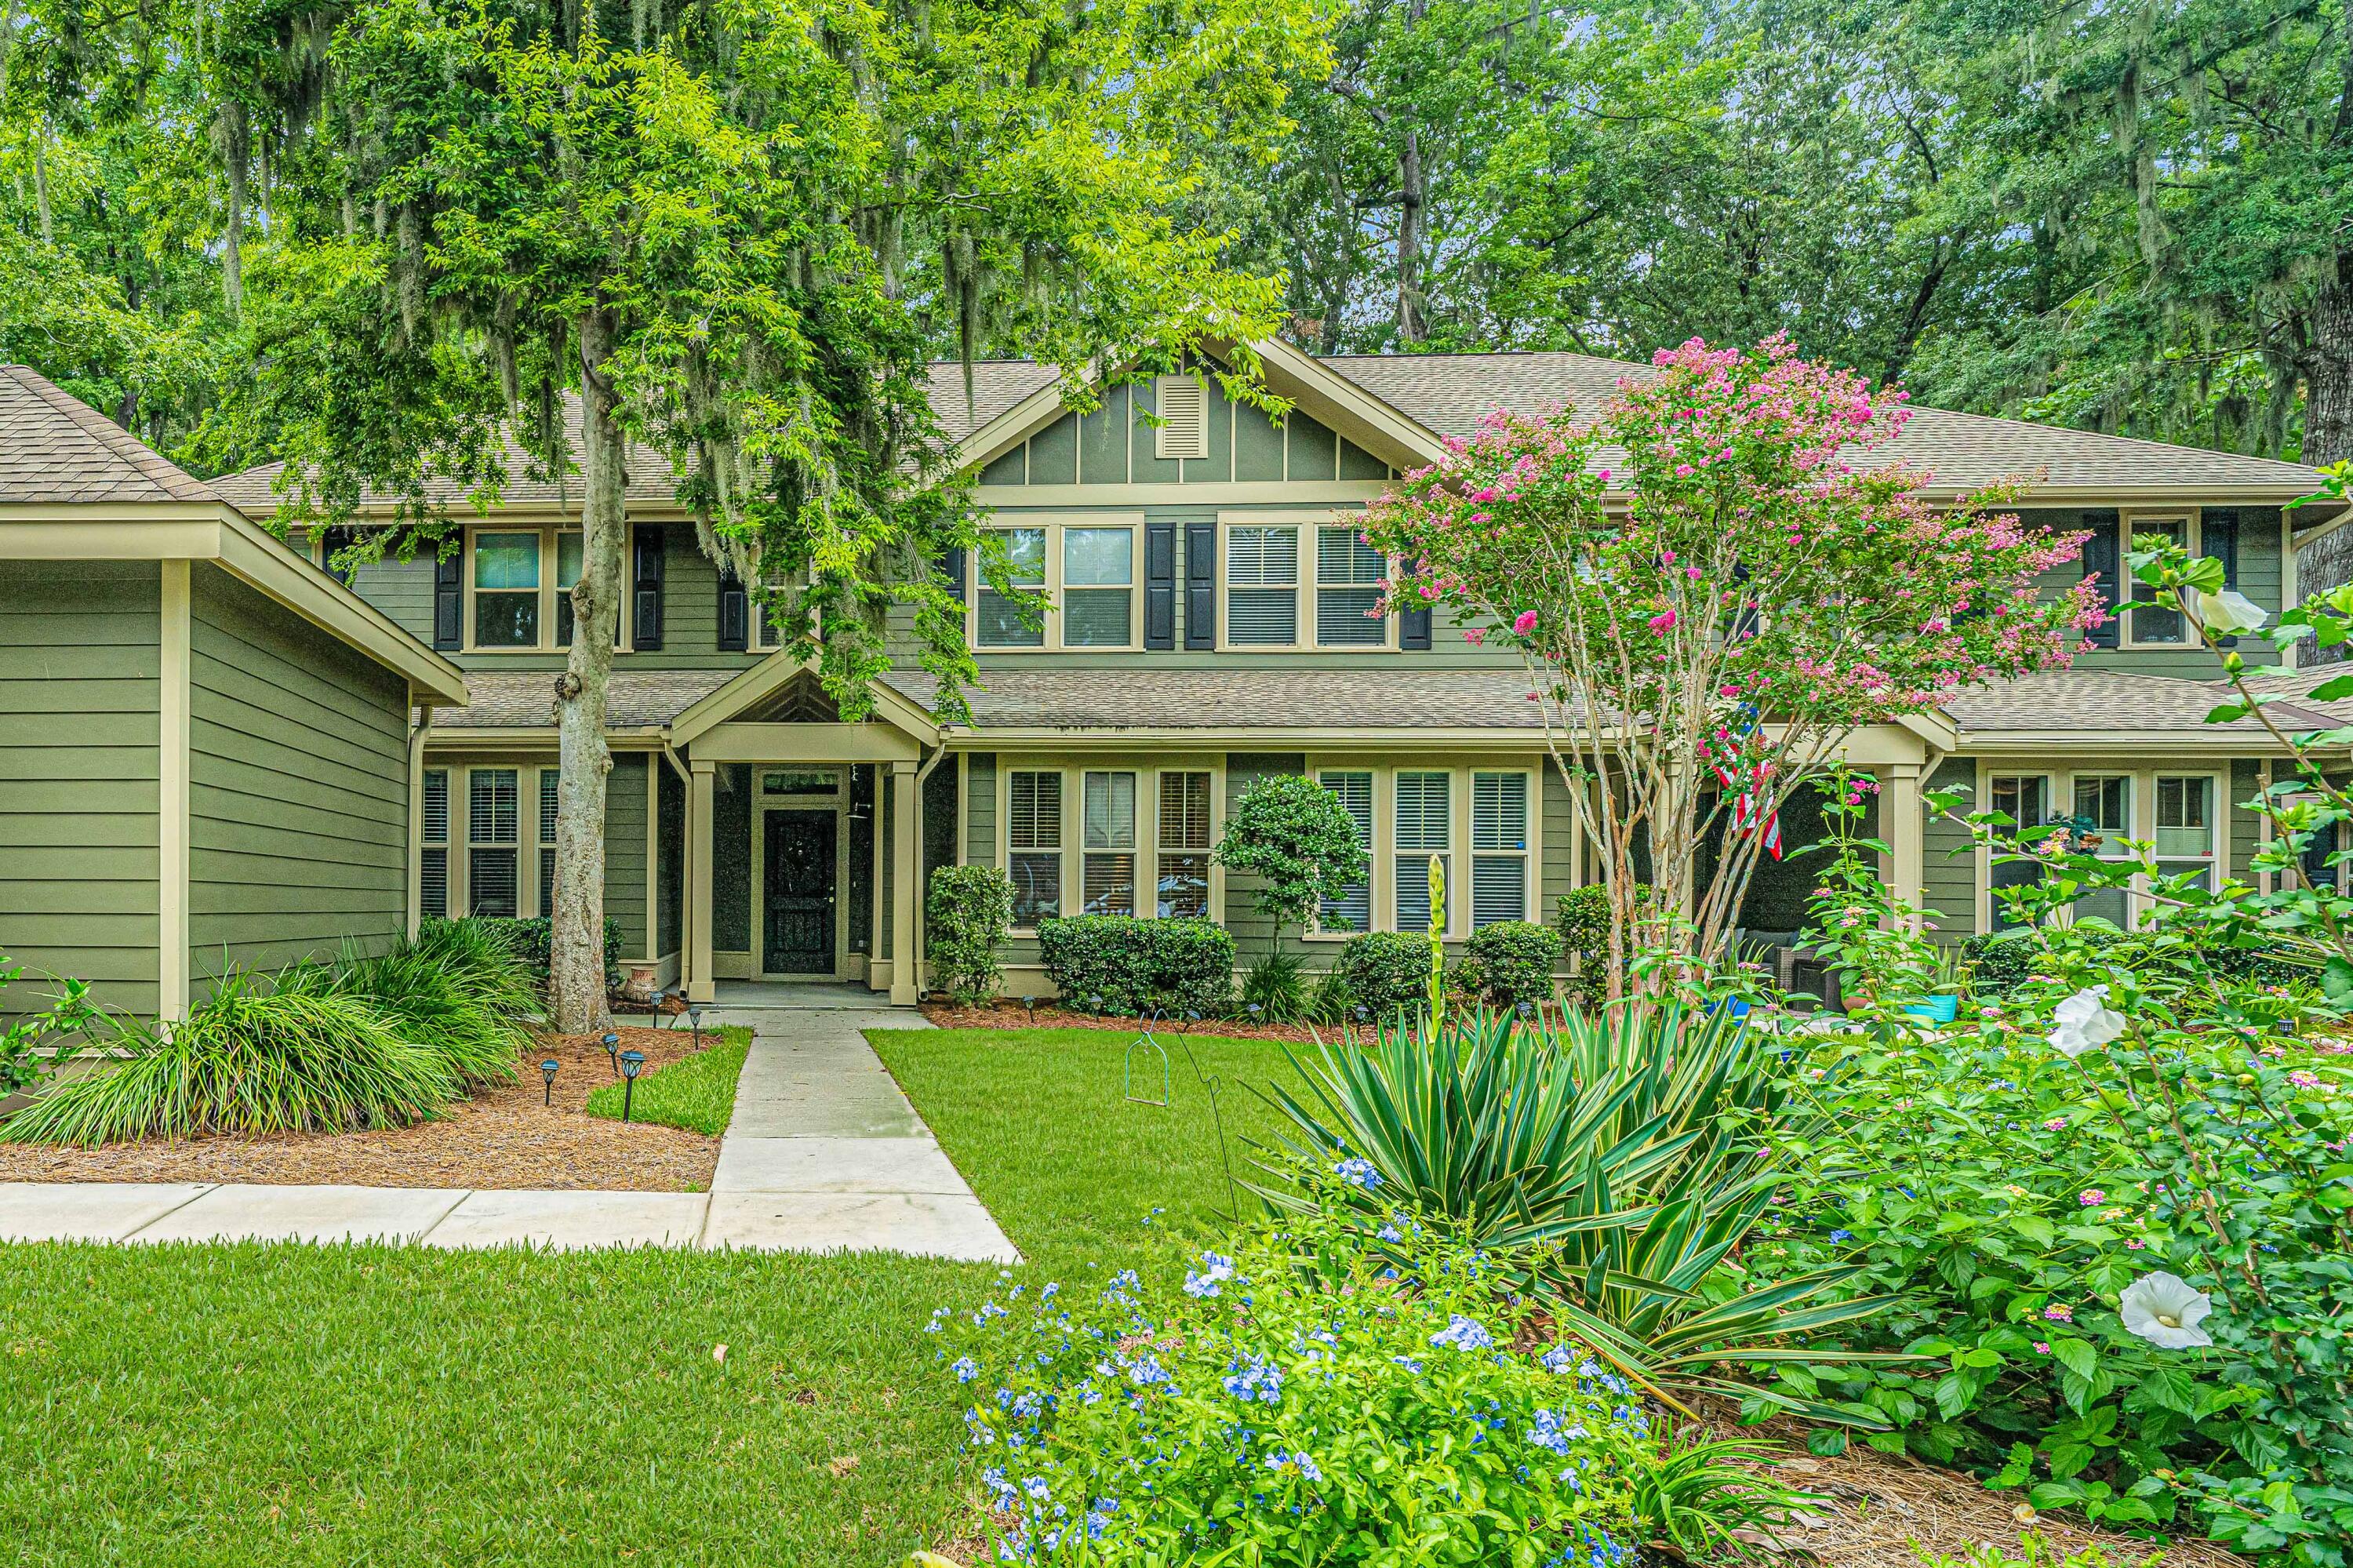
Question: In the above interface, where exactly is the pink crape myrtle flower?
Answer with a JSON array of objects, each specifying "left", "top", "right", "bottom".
[{"left": 1512, "top": 609, "right": 1540, "bottom": 635}]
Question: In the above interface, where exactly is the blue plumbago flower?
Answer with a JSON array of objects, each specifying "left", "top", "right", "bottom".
[
  {"left": 953, "top": 1356, "right": 980, "bottom": 1383},
  {"left": 1263, "top": 1448, "right": 1325, "bottom": 1482},
  {"left": 1220, "top": 1353, "right": 1285, "bottom": 1405},
  {"left": 1040, "top": 1282, "right": 1060, "bottom": 1302},
  {"left": 972, "top": 1301, "right": 1007, "bottom": 1326},
  {"left": 1023, "top": 1475, "right": 1053, "bottom": 1501},
  {"left": 1376, "top": 1223, "right": 1403, "bottom": 1242},
  {"left": 1184, "top": 1251, "right": 1238, "bottom": 1298},
  {"left": 1391, "top": 1355, "right": 1424, "bottom": 1373},
  {"left": 1828, "top": 1228, "right": 1853, "bottom": 1242},
  {"left": 1120, "top": 1351, "right": 1173, "bottom": 1388},
  {"left": 982, "top": 1467, "right": 1018, "bottom": 1504},
  {"left": 1333, "top": 1156, "right": 1383, "bottom": 1189},
  {"left": 1101, "top": 1268, "right": 1142, "bottom": 1304},
  {"left": 1540, "top": 1343, "right": 1580, "bottom": 1375},
  {"left": 1525, "top": 1407, "right": 1590, "bottom": 1456},
  {"left": 1430, "top": 1313, "right": 1495, "bottom": 1352}
]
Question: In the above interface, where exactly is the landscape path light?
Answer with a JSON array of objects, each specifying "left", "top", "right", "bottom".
[
  {"left": 602, "top": 1031, "right": 621, "bottom": 1076},
  {"left": 619, "top": 1050, "right": 646, "bottom": 1123},
  {"left": 540, "top": 1058, "right": 560, "bottom": 1105}
]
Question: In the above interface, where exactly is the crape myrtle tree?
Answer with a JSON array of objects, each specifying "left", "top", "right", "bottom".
[
  {"left": 1360, "top": 337, "right": 2100, "bottom": 1002},
  {"left": 204, "top": 0, "right": 1324, "bottom": 1030}
]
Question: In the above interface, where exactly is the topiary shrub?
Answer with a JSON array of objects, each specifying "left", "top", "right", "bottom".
[
  {"left": 1037, "top": 916, "right": 1235, "bottom": 1018},
  {"left": 1337, "top": 931, "right": 1431, "bottom": 1024},
  {"left": 926, "top": 864, "right": 1014, "bottom": 1004},
  {"left": 1555, "top": 886, "right": 1617, "bottom": 1005},
  {"left": 1464, "top": 920, "right": 1563, "bottom": 1009}
]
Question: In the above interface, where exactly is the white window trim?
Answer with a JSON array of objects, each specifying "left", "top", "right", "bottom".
[
  {"left": 463, "top": 524, "right": 633, "bottom": 655},
  {"left": 1217, "top": 510, "right": 1397, "bottom": 653},
  {"left": 1304, "top": 760, "right": 1541, "bottom": 940},
  {"left": 968, "top": 512, "right": 1146, "bottom": 653},
  {"left": 997, "top": 758, "right": 1225, "bottom": 933},
  {"left": 461, "top": 765, "right": 522, "bottom": 919},
  {"left": 2120, "top": 508, "right": 2202, "bottom": 652},
  {"left": 1972, "top": 761, "right": 2231, "bottom": 932}
]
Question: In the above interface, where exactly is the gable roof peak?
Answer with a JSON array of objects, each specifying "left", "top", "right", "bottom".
[{"left": 0, "top": 365, "right": 221, "bottom": 507}]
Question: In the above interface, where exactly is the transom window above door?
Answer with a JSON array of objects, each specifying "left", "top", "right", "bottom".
[{"left": 971, "top": 516, "right": 1143, "bottom": 651}]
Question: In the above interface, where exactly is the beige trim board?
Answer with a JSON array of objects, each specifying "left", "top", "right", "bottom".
[
  {"left": 976, "top": 482, "right": 1395, "bottom": 507},
  {"left": 159, "top": 560, "right": 192, "bottom": 1022},
  {"left": 1951, "top": 732, "right": 2313, "bottom": 754},
  {"left": 670, "top": 651, "right": 940, "bottom": 749}
]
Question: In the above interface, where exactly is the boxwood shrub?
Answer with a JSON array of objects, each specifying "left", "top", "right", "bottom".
[
  {"left": 1338, "top": 930, "right": 1431, "bottom": 1023},
  {"left": 926, "top": 864, "right": 1014, "bottom": 1004},
  {"left": 1036, "top": 915, "right": 1235, "bottom": 1017},
  {"left": 1462, "top": 919, "right": 1562, "bottom": 1008}
]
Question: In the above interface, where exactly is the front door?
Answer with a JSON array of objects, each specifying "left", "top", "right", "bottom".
[{"left": 762, "top": 809, "right": 837, "bottom": 974}]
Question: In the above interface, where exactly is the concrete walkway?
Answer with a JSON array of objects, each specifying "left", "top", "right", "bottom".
[{"left": 0, "top": 985, "right": 1018, "bottom": 1261}]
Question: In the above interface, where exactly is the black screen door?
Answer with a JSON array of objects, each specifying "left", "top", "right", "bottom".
[{"left": 762, "top": 810, "right": 837, "bottom": 973}]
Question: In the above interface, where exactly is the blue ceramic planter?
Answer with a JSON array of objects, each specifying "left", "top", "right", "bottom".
[{"left": 1900, "top": 994, "right": 1960, "bottom": 1024}]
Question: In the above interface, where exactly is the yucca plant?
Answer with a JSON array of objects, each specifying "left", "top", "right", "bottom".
[
  {"left": 0, "top": 970, "right": 459, "bottom": 1145},
  {"left": 1257, "top": 1004, "right": 1904, "bottom": 1419}
]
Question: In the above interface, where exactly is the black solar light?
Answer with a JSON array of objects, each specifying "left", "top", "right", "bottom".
[
  {"left": 688, "top": 1003, "right": 705, "bottom": 1050},
  {"left": 619, "top": 1050, "right": 646, "bottom": 1122},
  {"left": 540, "top": 1057, "right": 560, "bottom": 1105},
  {"left": 602, "top": 1031, "right": 621, "bottom": 1076}
]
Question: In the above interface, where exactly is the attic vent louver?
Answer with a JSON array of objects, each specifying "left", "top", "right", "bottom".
[{"left": 1154, "top": 375, "right": 1209, "bottom": 461}]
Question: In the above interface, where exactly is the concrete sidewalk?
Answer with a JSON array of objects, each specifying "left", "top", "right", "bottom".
[{"left": 0, "top": 988, "right": 1018, "bottom": 1262}]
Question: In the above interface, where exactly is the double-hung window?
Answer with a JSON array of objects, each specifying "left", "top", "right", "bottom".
[
  {"left": 2126, "top": 516, "right": 2192, "bottom": 646},
  {"left": 1987, "top": 773, "right": 2050, "bottom": 930},
  {"left": 2155, "top": 774, "right": 2217, "bottom": 890},
  {"left": 1082, "top": 771, "right": 1140, "bottom": 916},
  {"left": 472, "top": 533, "right": 542, "bottom": 648},
  {"left": 2070, "top": 774, "right": 2132, "bottom": 926},
  {"left": 1315, "top": 526, "right": 1388, "bottom": 646},
  {"left": 537, "top": 768, "right": 561, "bottom": 916},
  {"left": 1318, "top": 770, "right": 1374, "bottom": 933},
  {"left": 555, "top": 533, "right": 584, "bottom": 646},
  {"left": 467, "top": 768, "right": 520, "bottom": 918},
  {"left": 1007, "top": 770, "right": 1064, "bottom": 926},
  {"left": 1394, "top": 770, "right": 1453, "bottom": 933},
  {"left": 1157, "top": 771, "right": 1213, "bottom": 919},
  {"left": 1226, "top": 526, "right": 1300, "bottom": 646},
  {"left": 1470, "top": 772, "right": 1531, "bottom": 928},
  {"left": 420, "top": 769, "right": 449, "bottom": 921},
  {"left": 973, "top": 518, "right": 1140, "bottom": 650}
]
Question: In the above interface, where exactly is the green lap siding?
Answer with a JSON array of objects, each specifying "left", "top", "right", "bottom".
[
  {"left": 606, "top": 754, "right": 650, "bottom": 961},
  {"left": 187, "top": 566, "right": 411, "bottom": 990},
  {"left": 1923, "top": 756, "right": 1979, "bottom": 940},
  {"left": 0, "top": 562, "right": 162, "bottom": 1021}
]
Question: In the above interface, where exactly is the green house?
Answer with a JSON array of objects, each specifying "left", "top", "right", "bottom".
[
  {"left": 0, "top": 366, "right": 467, "bottom": 1024},
  {"left": 12, "top": 340, "right": 2349, "bottom": 1015}
]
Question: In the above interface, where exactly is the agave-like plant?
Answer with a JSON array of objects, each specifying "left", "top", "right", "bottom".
[{"left": 1257, "top": 1003, "right": 1905, "bottom": 1419}]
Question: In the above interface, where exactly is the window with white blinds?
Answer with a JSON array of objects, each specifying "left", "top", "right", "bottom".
[
  {"left": 1394, "top": 771, "right": 1451, "bottom": 933},
  {"left": 1226, "top": 526, "right": 1300, "bottom": 645},
  {"left": 1007, "top": 769, "right": 1064, "bottom": 926},
  {"left": 1316, "top": 526, "right": 1387, "bottom": 646},
  {"left": 1082, "top": 771, "right": 1139, "bottom": 916},
  {"left": 537, "top": 768, "right": 561, "bottom": 917},
  {"left": 467, "top": 768, "right": 519, "bottom": 919},
  {"left": 1319, "top": 769, "right": 1374, "bottom": 933},
  {"left": 420, "top": 769, "right": 449, "bottom": 922},
  {"left": 1471, "top": 771, "right": 1530, "bottom": 928},
  {"left": 1157, "top": 771, "right": 1212, "bottom": 919}
]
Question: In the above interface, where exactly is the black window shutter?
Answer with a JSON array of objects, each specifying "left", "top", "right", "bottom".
[
  {"left": 1183, "top": 521, "right": 1217, "bottom": 649},
  {"left": 320, "top": 526, "right": 356, "bottom": 587},
  {"left": 632, "top": 525, "right": 666, "bottom": 650},
  {"left": 935, "top": 546, "right": 966, "bottom": 594},
  {"left": 2080, "top": 510, "right": 2120, "bottom": 649},
  {"left": 718, "top": 572, "right": 749, "bottom": 653},
  {"left": 1398, "top": 556, "right": 1433, "bottom": 651},
  {"left": 433, "top": 551, "right": 462, "bottom": 650},
  {"left": 1144, "top": 520, "right": 1176, "bottom": 649},
  {"left": 2202, "top": 508, "right": 2241, "bottom": 646}
]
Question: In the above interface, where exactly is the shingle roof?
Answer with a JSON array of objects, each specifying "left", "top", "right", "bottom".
[
  {"left": 1321, "top": 351, "right": 2328, "bottom": 497},
  {"left": 436, "top": 669, "right": 737, "bottom": 729},
  {"left": 211, "top": 399, "right": 683, "bottom": 515},
  {"left": 0, "top": 366, "right": 220, "bottom": 505},
  {"left": 927, "top": 361, "right": 1061, "bottom": 446},
  {"left": 1940, "top": 670, "right": 2337, "bottom": 737}
]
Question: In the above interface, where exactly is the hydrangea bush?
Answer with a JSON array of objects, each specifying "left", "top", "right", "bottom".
[{"left": 933, "top": 1218, "right": 1657, "bottom": 1566}]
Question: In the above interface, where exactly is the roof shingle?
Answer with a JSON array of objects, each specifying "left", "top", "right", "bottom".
[{"left": 0, "top": 366, "right": 220, "bottom": 506}]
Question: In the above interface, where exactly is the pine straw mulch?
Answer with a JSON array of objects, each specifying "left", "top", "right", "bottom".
[
  {"left": 1694, "top": 1405, "right": 2245, "bottom": 1568},
  {"left": 0, "top": 1025, "right": 721, "bottom": 1191}
]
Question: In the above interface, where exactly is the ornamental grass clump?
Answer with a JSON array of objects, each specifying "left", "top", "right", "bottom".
[{"left": 930, "top": 1214, "right": 1791, "bottom": 1565}]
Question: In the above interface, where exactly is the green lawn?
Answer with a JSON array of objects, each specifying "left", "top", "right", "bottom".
[
  {"left": 584, "top": 1023, "right": 752, "bottom": 1134},
  {"left": 0, "top": 1026, "right": 1313, "bottom": 1566}
]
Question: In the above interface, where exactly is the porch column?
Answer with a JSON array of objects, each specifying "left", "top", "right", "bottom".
[
  {"left": 891, "top": 758, "right": 918, "bottom": 1005},
  {"left": 1882, "top": 762, "right": 1926, "bottom": 933},
  {"left": 688, "top": 758, "right": 717, "bottom": 1003}
]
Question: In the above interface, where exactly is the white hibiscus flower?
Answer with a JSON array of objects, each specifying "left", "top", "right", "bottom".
[
  {"left": 2048, "top": 986, "right": 2126, "bottom": 1059},
  {"left": 2119, "top": 1271, "right": 2214, "bottom": 1349},
  {"left": 2192, "top": 589, "right": 2268, "bottom": 636}
]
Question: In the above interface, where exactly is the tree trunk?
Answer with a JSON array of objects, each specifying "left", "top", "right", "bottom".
[
  {"left": 1395, "top": 124, "right": 1426, "bottom": 345},
  {"left": 2292, "top": 251, "right": 2353, "bottom": 636},
  {"left": 220, "top": 104, "right": 248, "bottom": 316},
  {"left": 31, "top": 122, "right": 53, "bottom": 247},
  {"left": 546, "top": 306, "right": 627, "bottom": 1034}
]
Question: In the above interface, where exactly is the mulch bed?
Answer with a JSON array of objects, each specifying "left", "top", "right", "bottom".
[
  {"left": 920, "top": 999, "right": 1343, "bottom": 1045},
  {"left": 0, "top": 1025, "right": 722, "bottom": 1191}
]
